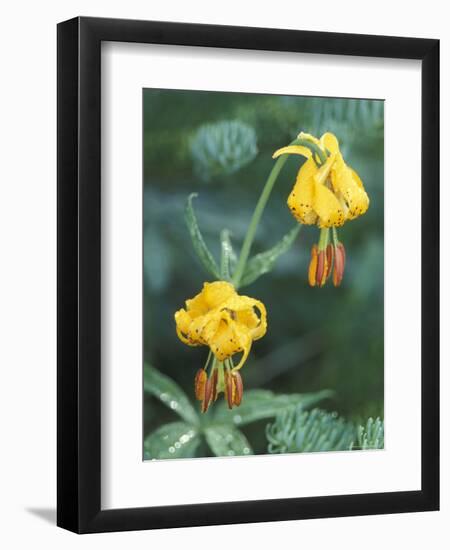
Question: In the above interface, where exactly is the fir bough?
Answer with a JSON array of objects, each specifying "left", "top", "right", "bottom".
[{"left": 266, "top": 406, "right": 384, "bottom": 454}]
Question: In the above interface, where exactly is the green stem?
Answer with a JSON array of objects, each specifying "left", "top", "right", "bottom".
[
  {"left": 318, "top": 228, "right": 330, "bottom": 251},
  {"left": 232, "top": 138, "right": 302, "bottom": 287}
]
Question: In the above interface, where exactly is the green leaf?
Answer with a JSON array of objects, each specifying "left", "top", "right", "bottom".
[
  {"left": 144, "top": 422, "right": 200, "bottom": 459},
  {"left": 266, "top": 407, "right": 354, "bottom": 454},
  {"left": 144, "top": 363, "right": 199, "bottom": 426},
  {"left": 239, "top": 225, "right": 301, "bottom": 288},
  {"left": 220, "top": 229, "right": 235, "bottom": 281},
  {"left": 204, "top": 425, "right": 253, "bottom": 457},
  {"left": 185, "top": 193, "right": 220, "bottom": 278},
  {"left": 212, "top": 389, "right": 332, "bottom": 427},
  {"left": 354, "top": 417, "right": 384, "bottom": 450}
]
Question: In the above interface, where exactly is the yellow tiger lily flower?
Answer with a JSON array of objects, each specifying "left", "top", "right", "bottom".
[
  {"left": 273, "top": 131, "right": 369, "bottom": 228},
  {"left": 174, "top": 281, "right": 267, "bottom": 411},
  {"left": 273, "top": 132, "right": 369, "bottom": 288}
]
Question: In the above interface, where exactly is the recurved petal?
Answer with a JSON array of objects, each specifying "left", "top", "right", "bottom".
[
  {"left": 208, "top": 316, "right": 240, "bottom": 361},
  {"left": 202, "top": 281, "right": 236, "bottom": 309},
  {"left": 235, "top": 307, "right": 259, "bottom": 330},
  {"left": 349, "top": 166, "right": 364, "bottom": 188},
  {"left": 224, "top": 296, "right": 267, "bottom": 340},
  {"left": 331, "top": 161, "right": 369, "bottom": 220},
  {"left": 298, "top": 132, "right": 321, "bottom": 146},
  {"left": 313, "top": 180, "right": 346, "bottom": 228},
  {"left": 287, "top": 157, "right": 318, "bottom": 225},
  {"left": 248, "top": 299, "right": 267, "bottom": 340},
  {"left": 320, "top": 132, "right": 340, "bottom": 156},
  {"left": 184, "top": 291, "right": 209, "bottom": 318},
  {"left": 174, "top": 309, "right": 192, "bottom": 334},
  {"left": 272, "top": 145, "right": 312, "bottom": 160},
  {"left": 233, "top": 334, "right": 252, "bottom": 371},
  {"left": 188, "top": 312, "right": 217, "bottom": 344},
  {"left": 175, "top": 325, "right": 194, "bottom": 345},
  {"left": 175, "top": 309, "right": 200, "bottom": 345},
  {"left": 313, "top": 152, "right": 336, "bottom": 186}
]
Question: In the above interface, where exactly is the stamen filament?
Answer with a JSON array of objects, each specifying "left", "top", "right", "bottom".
[
  {"left": 332, "top": 226, "right": 339, "bottom": 246},
  {"left": 203, "top": 350, "right": 213, "bottom": 372},
  {"left": 318, "top": 227, "right": 330, "bottom": 250}
]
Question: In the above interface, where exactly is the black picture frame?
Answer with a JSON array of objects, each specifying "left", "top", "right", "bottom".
[{"left": 57, "top": 16, "right": 439, "bottom": 533}]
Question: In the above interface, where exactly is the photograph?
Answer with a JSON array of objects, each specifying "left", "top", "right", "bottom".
[{"left": 142, "top": 89, "right": 385, "bottom": 460}]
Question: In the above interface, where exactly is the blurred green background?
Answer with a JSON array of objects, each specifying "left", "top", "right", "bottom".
[{"left": 143, "top": 89, "right": 384, "bottom": 456}]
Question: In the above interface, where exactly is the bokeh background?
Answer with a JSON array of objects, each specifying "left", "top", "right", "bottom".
[{"left": 143, "top": 89, "right": 384, "bottom": 456}]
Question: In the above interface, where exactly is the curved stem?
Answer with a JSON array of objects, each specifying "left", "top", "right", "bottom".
[{"left": 232, "top": 138, "right": 301, "bottom": 287}]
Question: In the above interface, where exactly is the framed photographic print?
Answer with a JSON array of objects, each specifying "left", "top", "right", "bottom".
[{"left": 57, "top": 17, "right": 439, "bottom": 533}]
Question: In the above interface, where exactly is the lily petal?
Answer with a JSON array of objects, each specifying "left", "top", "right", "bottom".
[
  {"left": 233, "top": 334, "right": 252, "bottom": 371},
  {"left": 313, "top": 180, "right": 346, "bottom": 228},
  {"left": 208, "top": 315, "right": 240, "bottom": 361},
  {"left": 202, "top": 281, "right": 236, "bottom": 308},
  {"left": 331, "top": 160, "right": 369, "bottom": 220},
  {"left": 320, "top": 132, "right": 340, "bottom": 156},
  {"left": 298, "top": 132, "right": 321, "bottom": 146},
  {"left": 272, "top": 144, "right": 312, "bottom": 160},
  {"left": 287, "top": 157, "right": 318, "bottom": 225},
  {"left": 313, "top": 152, "right": 336, "bottom": 186}
]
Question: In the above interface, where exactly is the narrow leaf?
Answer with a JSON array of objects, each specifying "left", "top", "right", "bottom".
[
  {"left": 144, "top": 363, "right": 199, "bottom": 426},
  {"left": 212, "top": 388, "right": 332, "bottom": 427},
  {"left": 204, "top": 425, "right": 253, "bottom": 457},
  {"left": 220, "top": 229, "right": 235, "bottom": 281},
  {"left": 239, "top": 225, "right": 301, "bottom": 288},
  {"left": 144, "top": 422, "right": 200, "bottom": 459},
  {"left": 185, "top": 193, "right": 220, "bottom": 278}
]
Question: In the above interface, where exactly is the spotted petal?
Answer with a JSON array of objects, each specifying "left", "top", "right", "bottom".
[
  {"left": 331, "top": 159, "right": 369, "bottom": 220},
  {"left": 287, "top": 157, "right": 318, "bottom": 225},
  {"left": 313, "top": 181, "right": 346, "bottom": 228}
]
